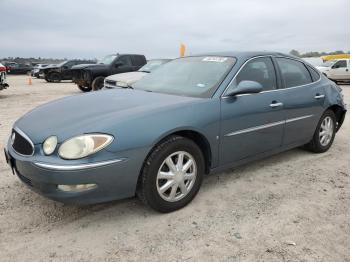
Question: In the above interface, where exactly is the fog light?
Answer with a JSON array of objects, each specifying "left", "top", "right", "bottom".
[{"left": 57, "top": 184, "right": 97, "bottom": 192}]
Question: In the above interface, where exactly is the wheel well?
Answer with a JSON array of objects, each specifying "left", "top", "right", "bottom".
[
  {"left": 327, "top": 105, "right": 346, "bottom": 131},
  {"left": 170, "top": 130, "right": 212, "bottom": 173},
  {"left": 147, "top": 130, "right": 212, "bottom": 174}
]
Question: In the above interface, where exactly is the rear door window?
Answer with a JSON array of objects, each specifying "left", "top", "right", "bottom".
[
  {"left": 118, "top": 56, "right": 132, "bottom": 66},
  {"left": 276, "top": 58, "right": 312, "bottom": 88},
  {"left": 306, "top": 65, "right": 320, "bottom": 82},
  {"left": 132, "top": 55, "right": 146, "bottom": 66}
]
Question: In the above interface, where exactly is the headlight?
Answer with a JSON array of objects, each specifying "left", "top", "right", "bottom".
[
  {"left": 58, "top": 134, "right": 114, "bottom": 160},
  {"left": 116, "top": 81, "right": 128, "bottom": 88},
  {"left": 43, "top": 136, "right": 58, "bottom": 155}
]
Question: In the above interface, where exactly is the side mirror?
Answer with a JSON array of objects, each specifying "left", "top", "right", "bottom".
[
  {"left": 114, "top": 62, "right": 123, "bottom": 68},
  {"left": 332, "top": 64, "right": 340, "bottom": 69},
  {"left": 225, "top": 80, "right": 263, "bottom": 96}
]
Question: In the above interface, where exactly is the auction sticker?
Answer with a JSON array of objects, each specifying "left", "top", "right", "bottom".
[{"left": 202, "top": 57, "right": 228, "bottom": 62}]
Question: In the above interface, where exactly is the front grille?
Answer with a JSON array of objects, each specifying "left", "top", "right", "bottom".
[
  {"left": 11, "top": 129, "right": 34, "bottom": 156},
  {"left": 17, "top": 172, "right": 33, "bottom": 187}
]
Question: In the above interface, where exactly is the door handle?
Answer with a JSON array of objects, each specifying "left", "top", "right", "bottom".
[
  {"left": 270, "top": 102, "right": 283, "bottom": 108},
  {"left": 314, "top": 94, "right": 325, "bottom": 99}
]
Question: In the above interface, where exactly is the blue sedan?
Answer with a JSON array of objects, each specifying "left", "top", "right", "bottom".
[{"left": 4, "top": 52, "right": 347, "bottom": 212}]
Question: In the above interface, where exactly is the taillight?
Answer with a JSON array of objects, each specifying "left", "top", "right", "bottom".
[{"left": 0, "top": 66, "right": 6, "bottom": 72}]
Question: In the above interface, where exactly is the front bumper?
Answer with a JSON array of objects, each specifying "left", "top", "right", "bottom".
[{"left": 4, "top": 142, "right": 148, "bottom": 205}]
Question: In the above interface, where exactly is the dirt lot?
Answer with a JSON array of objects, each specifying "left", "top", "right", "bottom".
[{"left": 0, "top": 75, "right": 349, "bottom": 262}]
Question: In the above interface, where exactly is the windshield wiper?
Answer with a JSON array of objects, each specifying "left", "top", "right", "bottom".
[{"left": 139, "top": 70, "right": 151, "bottom": 73}]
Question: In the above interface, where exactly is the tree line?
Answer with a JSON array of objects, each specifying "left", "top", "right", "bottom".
[
  {"left": 289, "top": 50, "right": 350, "bottom": 58},
  {"left": 0, "top": 57, "right": 97, "bottom": 65}
]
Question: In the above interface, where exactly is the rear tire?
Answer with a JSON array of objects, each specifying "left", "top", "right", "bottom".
[
  {"left": 78, "top": 85, "right": 92, "bottom": 92},
  {"left": 137, "top": 135, "right": 205, "bottom": 213},
  {"left": 305, "top": 110, "right": 336, "bottom": 153},
  {"left": 91, "top": 76, "right": 105, "bottom": 91}
]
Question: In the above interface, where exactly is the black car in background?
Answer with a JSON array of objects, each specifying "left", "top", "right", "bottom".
[
  {"left": 4, "top": 62, "right": 32, "bottom": 74},
  {"left": 71, "top": 54, "right": 146, "bottom": 92},
  {"left": 42, "top": 60, "right": 95, "bottom": 83}
]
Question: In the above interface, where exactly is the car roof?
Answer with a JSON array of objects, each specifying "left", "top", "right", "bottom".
[{"left": 193, "top": 51, "right": 297, "bottom": 60}]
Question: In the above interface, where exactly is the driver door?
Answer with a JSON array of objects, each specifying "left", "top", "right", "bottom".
[
  {"left": 61, "top": 61, "right": 76, "bottom": 79},
  {"left": 219, "top": 57, "right": 285, "bottom": 165}
]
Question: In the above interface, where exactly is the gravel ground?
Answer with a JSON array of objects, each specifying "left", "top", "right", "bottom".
[{"left": 0, "top": 75, "right": 349, "bottom": 262}]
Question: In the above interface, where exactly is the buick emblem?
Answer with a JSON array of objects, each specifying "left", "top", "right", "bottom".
[{"left": 11, "top": 132, "right": 16, "bottom": 145}]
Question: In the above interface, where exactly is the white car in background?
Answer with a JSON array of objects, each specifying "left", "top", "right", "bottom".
[
  {"left": 31, "top": 64, "right": 49, "bottom": 78},
  {"left": 0, "top": 63, "right": 9, "bottom": 91},
  {"left": 316, "top": 59, "right": 350, "bottom": 83},
  {"left": 104, "top": 59, "right": 171, "bottom": 89}
]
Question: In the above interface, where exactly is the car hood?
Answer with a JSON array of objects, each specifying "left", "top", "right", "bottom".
[
  {"left": 106, "top": 72, "right": 147, "bottom": 85},
  {"left": 43, "top": 66, "right": 59, "bottom": 70},
  {"left": 15, "top": 89, "right": 200, "bottom": 144},
  {"left": 72, "top": 63, "right": 107, "bottom": 70},
  {"left": 316, "top": 66, "right": 330, "bottom": 72}
]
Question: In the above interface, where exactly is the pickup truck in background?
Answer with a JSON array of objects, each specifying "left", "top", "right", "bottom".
[
  {"left": 104, "top": 59, "right": 171, "bottom": 89},
  {"left": 42, "top": 60, "right": 95, "bottom": 83},
  {"left": 71, "top": 54, "right": 147, "bottom": 92},
  {"left": 0, "top": 63, "right": 9, "bottom": 91},
  {"left": 316, "top": 59, "right": 350, "bottom": 83},
  {"left": 4, "top": 62, "right": 32, "bottom": 74}
]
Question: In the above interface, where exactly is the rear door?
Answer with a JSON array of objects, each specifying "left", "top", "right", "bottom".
[
  {"left": 275, "top": 57, "right": 325, "bottom": 146},
  {"left": 220, "top": 56, "right": 285, "bottom": 165}
]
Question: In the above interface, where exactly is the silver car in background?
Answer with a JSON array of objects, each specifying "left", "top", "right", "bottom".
[{"left": 104, "top": 59, "right": 171, "bottom": 89}]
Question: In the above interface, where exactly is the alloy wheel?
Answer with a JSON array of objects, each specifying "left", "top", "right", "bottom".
[
  {"left": 156, "top": 151, "right": 197, "bottom": 202},
  {"left": 319, "top": 116, "right": 334, "bottom": 147}
]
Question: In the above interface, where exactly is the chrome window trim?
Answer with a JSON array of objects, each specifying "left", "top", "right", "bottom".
[
  {"left": 224, "top": 114, "right": 314, "bottom": 137},
  {"left": 12, "top": 127, "right": 35, "bottom": 157},
  {"left": 34, "top": 158, "right": 126, "bottom": 171},
  {"left": 221, "top": 55, "right": 322, "bottom": 98}
]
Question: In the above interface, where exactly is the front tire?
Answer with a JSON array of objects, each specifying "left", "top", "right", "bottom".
[
  {"left": 305, "top": 110, "right": 336, "bottom": 153},
  {"left": 137, "top": 136, "right": 205, "bottom": 213},
  {"left": 78, "top": 85, "right": 92, "bottom": 92},
  {"left": 47, "top": 72, "right": 61, "bottom": 83}
]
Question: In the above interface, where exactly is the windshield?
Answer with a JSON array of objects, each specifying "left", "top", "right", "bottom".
[
  {"left": 139, "top": 60, "right": 170, "bottom": 73},
  {"left": 320, "top": 61, "right": 336, "bottom": 67},
  {"left": 56, "top": 61, "right": 67, "bottom": 67},
  {"left": 98, "top": 55, "right": 117, "bottom": 65},
  {"left": 133, "top": 56, "right": 236, "bottom": 98}
]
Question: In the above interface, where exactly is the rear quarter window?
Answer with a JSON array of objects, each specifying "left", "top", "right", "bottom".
[
  {"left": 276, "top": 57, "right": 312, "bottom": 88},
  {"left": 306, "top": 65, "right": 321, "bottom": 82},
  {"left": 132, "top": 55, "right": 146, "bottom": 66}
]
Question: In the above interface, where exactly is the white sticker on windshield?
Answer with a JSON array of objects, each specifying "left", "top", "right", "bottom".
[{"left": 202, "top": 57, "right": 228, "bottom": 62}]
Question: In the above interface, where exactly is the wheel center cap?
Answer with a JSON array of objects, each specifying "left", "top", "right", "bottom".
[{"left": 174, "top": 172, "right": 184, "bottom": 183}]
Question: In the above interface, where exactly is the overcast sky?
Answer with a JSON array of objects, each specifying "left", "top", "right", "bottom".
[{"left": 1, "top": 0, "right": 349, "bottom": 59}]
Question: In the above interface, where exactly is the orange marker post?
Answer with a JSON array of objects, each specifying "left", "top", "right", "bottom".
[
  {"left": 180, "top": 43, "right": 186, "bottom": 57},
  {"left": 28, "top": 75, "right": 32, "bottom": 85}
]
